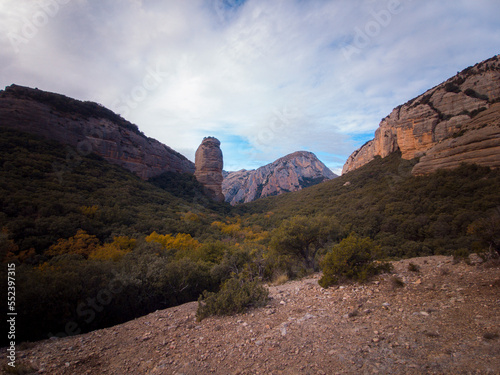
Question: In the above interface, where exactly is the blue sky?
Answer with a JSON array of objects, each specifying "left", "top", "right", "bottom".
[{"left": 1, "top": 0, "right": 499, "bottom": 174}]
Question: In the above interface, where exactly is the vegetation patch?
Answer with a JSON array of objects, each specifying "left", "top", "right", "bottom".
[
  {"left": 444, "top": 83, "right": 461, "bottom": 93},
  {"left": 196, "top": 275, "right": 269, "bottom": 321},
  {"left": 408, "top": 262, "right": 420, "bottom": 272},
  {"left": 318, "top": 233, "right": 392, "bottom": 287},
  {"left": 463, "top": 88, "right": 489, "bottom": 101}
]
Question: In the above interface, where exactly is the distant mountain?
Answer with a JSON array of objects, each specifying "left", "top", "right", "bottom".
[
  {"left": 342, "top": 55, "right": 500, "bottom": 175},
  {"left": 222, "top": 151, "right": 337, "bottom": 205},
  {"left": 0, "top": 84, "right": 194, "bottom": 179}
]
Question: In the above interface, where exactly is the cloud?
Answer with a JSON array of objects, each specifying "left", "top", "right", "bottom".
[{"left": 1, "top": 0, "right": 499, "bottom": 173}]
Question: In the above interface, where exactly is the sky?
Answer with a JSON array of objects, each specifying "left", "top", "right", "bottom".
[{"left": 1, "top": 0, "right": 499, "bottom": 174}]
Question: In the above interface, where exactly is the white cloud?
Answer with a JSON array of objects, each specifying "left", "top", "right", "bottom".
[{"left": 1, "top": 0, "right": 499, "bottom": 172}]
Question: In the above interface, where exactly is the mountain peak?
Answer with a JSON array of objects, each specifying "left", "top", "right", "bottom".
[{"left": 222, "top": 151, "right": 337, "bottom": 205}]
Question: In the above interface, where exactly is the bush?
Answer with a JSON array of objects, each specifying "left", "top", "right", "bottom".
[
  {"left": 390, "top": 276, "right": 405, "bottom": 288},
  {"left": 319, "top": 233, "right": 392, "bottom": 287},
  {"left": 408, "top": 262, "right": 420, "bottom": 272},
  {"left": 196, "top": 276, "right": 269, "bottom": 321},
  {"left": 464, "top": 88, "right": 489, "bottom": 101},
  {"left": 444, "top": 83, "right": 461, "bottom": 93},
  {"left": 269, "top": 215, "right": 341, "bottom": 272}
]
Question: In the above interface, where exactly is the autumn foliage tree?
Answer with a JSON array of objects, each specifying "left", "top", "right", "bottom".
[
  {"left": 89, "top": 236, "right": 137, "bottom": 261},
  {"left": 145, "top": 231, "right": 201, "bottom": 259},
  {"left": 46, "top": 229, "right": 99, "bottom": 258}
]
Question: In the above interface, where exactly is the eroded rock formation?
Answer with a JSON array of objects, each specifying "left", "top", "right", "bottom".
[
  {"left": 412, "top": 103, "right": 500, "bottom": 175},
  {"left": 194, "top": 137, "right": 225, "bottom": 202},
  {"left": 0, "top": 84, "right": 195, "bottom": 179},
  {"left": 222, "top": 151, "right": 337, "bottom": 205},
  {"left": 342, "top": 55, "right": 500, "bottom": 175}
]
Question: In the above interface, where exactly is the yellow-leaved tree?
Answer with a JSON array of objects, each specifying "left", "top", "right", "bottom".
[
  {"left": 89, "top": 236, "right": 137, "bottom": 261},
  {"left": 46, "top": 229, "right": 99, "bottom": 258},
  {"left": 145, "top": 232, "right": 201, "bottom": 259}
]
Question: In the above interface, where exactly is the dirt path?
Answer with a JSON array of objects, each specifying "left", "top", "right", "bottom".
[{"left": 4, "top": 256, "right": 500, "bottom": 374}]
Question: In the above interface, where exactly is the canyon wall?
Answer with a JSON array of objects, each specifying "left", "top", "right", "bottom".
[{"left": 342, "top": 55, "right": 500, "bottom": 175}]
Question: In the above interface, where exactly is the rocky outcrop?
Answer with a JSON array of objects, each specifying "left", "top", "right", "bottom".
[
  {"left": 0, "top": 84, "right": 194, "bottom": 179},
  {"left": 342, "top": 55, "right": 500, "bottom": 175},
  {"left": 222, "top": 151, "right": 336, "bottom": 205},
  {"left": 194, "top": 137, "right": 225, "bottom": 202},
  {"left": 412, "top": 103, "right": 500, "bottom": 175}
]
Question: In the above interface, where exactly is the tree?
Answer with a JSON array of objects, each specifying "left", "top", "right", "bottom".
[
  {"left": 145, "top": 231, "right": 201, "bottom": 259},
  {"left": 0, "top": 228, "right": 18, "bottom": 263},
  {"left": 269, "top": 215, "right": 341, "bottom": 271},
  {"left": 467, "top": 209, "right": 500, "bottom": 257},
  {"left": 46, "top": 229, "right": 99, "bottom": 258},
  {"left": 89, "top": 236, "right": 136, "bottom": 261}
]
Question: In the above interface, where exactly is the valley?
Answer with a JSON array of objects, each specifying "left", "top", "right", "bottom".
[{"left": 1, "top": 55, "right": 499, "bottom": 374}]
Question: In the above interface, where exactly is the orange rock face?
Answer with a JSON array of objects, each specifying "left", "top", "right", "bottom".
[
  {"left": 194, "top": 137, "right": 225, "bottom": 202},
  {"left": 412, "top": 103, "right": 500, "bottom": 175},
  {"left": 342, "top": 55, "right": 500, "bottom": 175}
]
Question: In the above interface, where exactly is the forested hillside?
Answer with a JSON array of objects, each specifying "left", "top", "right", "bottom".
[{"left": 243, "top": 152, "right": 500, "bottom": 259}]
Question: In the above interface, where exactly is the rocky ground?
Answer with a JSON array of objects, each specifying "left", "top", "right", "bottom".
[{"left": 3, "top": 255, "right": 500, "bottom": 375}]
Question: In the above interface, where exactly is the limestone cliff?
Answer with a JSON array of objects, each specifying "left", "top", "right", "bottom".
[
  {"left": 0, "top": 84, "right": 194, "bottom": 179},
  {"left": 342, "top": 55, "right": 500, "bottom": 175},
  {"left": 222, "top": 151, "right": 336, "bottom": 205},
  {"left": 412, "top": 103, "right": 500, "bottom": 175},
  {"left": 194, "top": 137, "right": 225, "bottom": 202}
]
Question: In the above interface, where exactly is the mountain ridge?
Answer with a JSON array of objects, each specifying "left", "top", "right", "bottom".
[
  {"left": 0, "top": 84, "right": 336, "bottom": 204},
  {"left": 222, "top": 151, "right": 337, "bottom": 205},
  {"left": 0, "top": 84, "right": 195, "bottom": 179}
]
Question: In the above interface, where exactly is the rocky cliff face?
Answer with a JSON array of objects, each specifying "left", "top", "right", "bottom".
[
  {"left": 222, "top": 151, "right": 336, "bottom": 205},
  {"left": 0, "top": 84, "right": 195, "bottom": 179},
  {"left": 194, "top": 137, "right": 225, "bottom": 202},
  {"left": 412, "top": 103, "right": 500, "bottom": 175},
  {"left": 342, "top": 55, "right": 500, "bottom": 175}
]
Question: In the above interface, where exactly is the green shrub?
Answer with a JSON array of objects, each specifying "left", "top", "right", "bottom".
[
  {"left": 391, "top": 276, "right": 405, "bottom": 288},
  {"left": 444, "top": 83, "right": 461, "bottom": 93},
  {"left": 319, "top": 233, "right": 392, "bottom": 287},
  {"left": 464, "top": 88, "right": 489, "bottom": 101},
  {"left": 408, "top": 262, "right": 420, "bottom": 272},
  {"left": 196, "top": 276, "right": 269, "bottom": 321},
  {"left": 269, "top": 215, "right": 341, "bottom": 272}
]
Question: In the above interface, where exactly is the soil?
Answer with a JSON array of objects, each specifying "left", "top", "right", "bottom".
[{"left": 3, "top": 255, "right": 500, "bottom": 374}]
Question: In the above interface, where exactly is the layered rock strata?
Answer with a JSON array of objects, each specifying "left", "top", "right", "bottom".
[
  {"left": 222, "top": 151, "right": 336, "bottom": 205},
  {"left": 342, "top": 55, "right": 500, "bottom": 175},
  {"left": 412, "top": 103, "right": 500, "bottom": 175},
  {"left": 0, "top": 84, "right": 195, "bottom": 179},
  {"left": 194, "top": 137, "right": 225, "bottom": 202}
]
